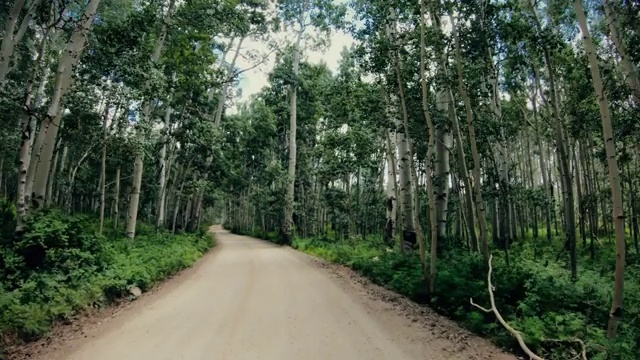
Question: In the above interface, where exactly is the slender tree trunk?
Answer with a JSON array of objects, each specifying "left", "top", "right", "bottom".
[
  {"left": 452, "top": 17, "right": 489, "bottom": 264},
  {"left": 282, "top": 18, "right": 305, "bottom": 245},
  {"left": 633, "top": 146, "right": 639, "bottom": 253},
  {"left": 531, "top": 70, "right": 553, "bottom": 243},
  {"left": 530, "top": 3, "right": 577, "bottom": 278},
  {"left": 575, "top": 145, "right": 587, "bottom": 247},
  {"left": 388, "top": 22, "right": 417, "bottom": 253},
  {"left": 384, "top": 129, "right": 398, "bottom": 246},
  {"left": 45, "top": 140, "right": 60, "bottom": 206},
  {"left": 173, "top": 168, "right": 187, "bottom": 233},
  {"left": 419, "top": 1, "right": 440, "bottom": 291},
  {"left": 29, "top": 0, "right": 102, "bottom": 212},
  {"left": 54, "top": 145, "right": 68, "bottom": 205},
  {"left": 0, "top": 158, "right": 3, "bottom": 198},
  {"left": 99, "top": 105, "right": 109, "bottom": 234},
  {"left": 113, "top": 166, "right": 121, "bottom": 229},
  {"left": 434, "top": 128, "right": 452, "bottom": 242},
  {"left": 157, "top": 104, "right": 172, "bottom": 228},
  {"left": 448, "top": 90, "right": 478, "bottom": 250},
  {"left": 425, "top": 3, "right": 452, "bottom": 248},
  {"left": 65, "top": 147, "right": 94, "bottom": 213},
  {"left": 127, "top": 0, "right": 175, "bottom": 239},
  {"left": 580, "top": 142, "right": 597, "bottom": 259},
  {"left": 524, "top": 128, "right": 539, "bottom": 238},
  {"left": 16, "top": 33, "right": 49, "bottom": 231},
  {"left": 575, "top": 0, "right": 625, "bottom": 337}
]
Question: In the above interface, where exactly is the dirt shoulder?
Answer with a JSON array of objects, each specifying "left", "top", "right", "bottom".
[{"left": 291, "top": 247, "right": 516, "bottom": 360}]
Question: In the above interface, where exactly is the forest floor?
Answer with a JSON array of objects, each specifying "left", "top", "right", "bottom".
[{"left": 10, "top": 227, "right": 515, "bottom": 360}]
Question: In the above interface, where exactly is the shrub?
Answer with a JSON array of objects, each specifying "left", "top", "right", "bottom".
[{"left": 0, "top": 211, "right": 215, "bottom": 343}]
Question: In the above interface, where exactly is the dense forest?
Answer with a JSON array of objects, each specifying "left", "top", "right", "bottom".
[{"left": 1, "top": 0, "right": 639, "bottom": 359}]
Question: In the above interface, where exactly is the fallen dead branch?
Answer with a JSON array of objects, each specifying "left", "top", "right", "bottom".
[{"left": 470, "top": 255, "right": 544, "bottom": 360}]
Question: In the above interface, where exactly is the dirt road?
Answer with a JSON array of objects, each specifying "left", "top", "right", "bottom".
[{"left": 40, "top": 228, "right": 515, "bottom": 360}]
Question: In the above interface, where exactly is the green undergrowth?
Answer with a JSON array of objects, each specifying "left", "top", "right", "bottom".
[
  {"left": 233, "top": 226, "right": 638, "bottom": 360},
  {"left": 0, "top": 201, "right": 215, "bottom": 345}
]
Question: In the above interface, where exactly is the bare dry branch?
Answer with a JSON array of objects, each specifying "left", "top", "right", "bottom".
[{"left": 470, "top": 255, "right": 545, "bottom": 360}]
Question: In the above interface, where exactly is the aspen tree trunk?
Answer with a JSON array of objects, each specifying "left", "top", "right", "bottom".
[
  {"left": 633, "top": 145, "right": 639, "bottom": 253},
  {"left": 417, "top": 0, "right": 438, "bottom": 291},
  {"left": 486, "top": 51, "right": 510, "bottom": 250},
  {"left": 172, "top": 170, "right": 186, "bottom": 233},
  {"left": 282, "top": 9, "right": 306, "bottom": 245},
  {"left": 524, "top": 130, "right": 538, "bottom": 238},
  {"left": 98, "top": 104, "right": 109, "bottom": 234},
  {"left": 45, "top": 140, "right": 60, "bottom": 206},
  {"left": 530, "top": 0, "right": 577, "bottom": 279},
  {"left": 189, "top": 190, "right": 204, "bottom": 232},
  {"left": 54, "top": 145, "right": 68, "bottom": 205},
  {"left": 157, "top": 104, "right": 172, "bottom": 228},
  {"left": 389, "top": 40, "right": 417, "bottom": 253},
  {"left": 580, "top": 142, "right": 596, "bottom": 259},
  {"left": 531, "top": 69, "right": 553, "bottom": 243},
  {"left": 430, "top": 11, "right": 452, "bottom": 243},
  {"left": 0, "top": 158, "right": 3, "bottom": 197},
  {"left": 113, "top": 166, "right": 121, "bottom": 229},
  {"left": 435, "top": 128, "right": 451, "bottom": 242},
  {"left": 29, "top": 0, "right": 102, "bottom": 212},
  {"left": 575, "top": 145, "right": 586, "bottom": 247},
  {"left": 66, "top": 147, "right": 95, "bottom": 212},
  {"left": 0, "top": 0, "right": 43, "bottom": 90},
  {"left": 127, "top": 0, "right": 175, "bottom": 238},
  {"left": 452, "top": 17, "right": 489, "bottom": 264},
  {"left": 575, "top": 0, "right": 625, "bottom": 338},
  {"left": 16, "top": 33, "right": 49, "bottom": 231},
  {"left": 448, "top": 85, "right": 478, "bottom": 251},
  {"left": 384, "top": 129, "right": 398, "bottom": 246},
  {"left": 588, "top": 144, "right": 601, "bottom": 237}
]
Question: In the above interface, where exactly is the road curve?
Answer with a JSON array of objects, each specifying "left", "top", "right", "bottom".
[{"left": 46, "top": 228, "right": 515, "bottom": 360}]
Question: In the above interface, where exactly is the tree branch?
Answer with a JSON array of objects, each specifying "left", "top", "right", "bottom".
[{"left": 470, "top": 255, "right": 545, "bottom": 360}]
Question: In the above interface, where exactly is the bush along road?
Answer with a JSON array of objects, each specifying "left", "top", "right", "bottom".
[{"left": 0, "top": 203, "right": 215, "bottom": 357}]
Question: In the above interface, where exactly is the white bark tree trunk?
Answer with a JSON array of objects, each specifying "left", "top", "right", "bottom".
[
  {"left": 157, "top": 103, "right": 172, "bottom": 228},
  {"left": 28, "top": 0, "right": 102, "bottom": 211},
  {"left": 282, "top": 17, "right": 305, "bottom": 245},
  {"left": 575, "top": 0, "right": 625, "bottom": 338},
  {"left": 126, "top": 0, "right": 175, "bottom": 238},
  {"left": 98, "top": 102, "right": 110, "bottom": 234},
  {"left": 421, "top": 0, "right": 439, "bottom": 292},
  {"left": 385, "top": 128, "right": 398, "bottom": 246},
  {"left": 113, "top": 166, "right": 121, "bottom": 229},
  {"left": 452, "top": 17, "right": 490, "bottom": 264},
  {"left": 16, "top": 32, "right": 49, "bottom": 231}
]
